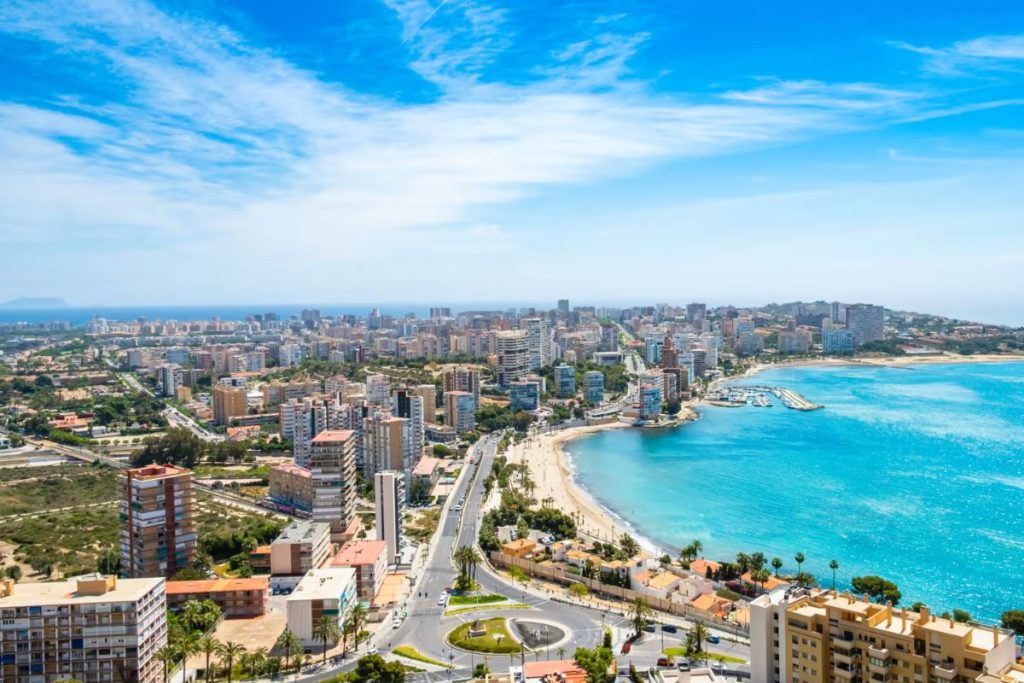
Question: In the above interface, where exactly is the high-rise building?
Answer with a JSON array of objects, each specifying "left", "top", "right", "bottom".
[
  {"left": 429, "top": 307, "right": 452, "bottom": 319},
  {"left": 158, "top": 363, "right": 182, "bottom": 398},
  {"left": 750, "top": 587, "right": 1016, "bottom": 683},
  {"left": 413, "top": 383, "right": 438, "bottom": 423},
  {"left": 686, "top": 303, "right": 707, "bottom": 324},
  {"left": 583, "top": 371, "right": 604, "bottom": 404},
  {"left": 278, "top": 343, "right": 304, "bottom": 367},
  {"left": 212, "top": 384, "right": 247, "bottom": 425},
  {"left": 830, "top": 301, "right": 848, "bottom": 324},
  {"left": 363, "top": 414, "right": 412, "bottom": 479},
  {"left": 659, "top": 335, "right": 679, "bottom": 369},
  {"left": 822, "top": 329, "right": 857, "bottom": 354},
  {"left": 442, "top": 366, "right": 481, "bottom": 409},
  {"left": 639, "top": 380, "right": 663, "bottom": 420},
  {"left": 444, "top": 391, "right": 476, "bottom": 433},
  {"left": 557, "top": 299, "right": 570, "bottom": 314},
  {"left": 366, "top": 374, "right": 391, "bottom": 406},
  {"left": 495, "top": 330, "right": 530, "bottom": 386},
  {"left": 509, "top": 381, "right": 540, "bottom": 412},
  {"left": 120, "top": 464, "right": 196, "bottom": 578},
  {"left": 374, "top": 471, "right": 405, "bottom": 565},
  {"left": 737, "top": 332, "right": 765, "bottom": 356},
  {"left": 522, "top": 318, "right": 553, "bottom": 369},
  {"left": 308, "top": 430, "right": 358, "bottom": 543},
  {"left": 165, "top": 347, "right": 189, "bottom": 365},
  {"left": 778, "top": 330, "right": 812, "bottom": 354},
  {"left": 845, "top": 304, "right": 885, "bottom": 345},
  {"left": 0, "top": 574, "right": 167, "bottom": 683},
  {"left": 599, "top": 323, "right": 618, "bottom": 352},
  {"left": 554, "top": 364, "right": 576, "bottom": 398}
]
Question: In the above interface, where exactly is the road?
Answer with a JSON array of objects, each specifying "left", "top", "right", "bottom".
[{"left": 163, "top": 404, "right": 223, "bottom": 442}]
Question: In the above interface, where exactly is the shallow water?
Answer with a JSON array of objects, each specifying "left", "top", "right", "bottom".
[{"left": 567, "top": 361, "right": 1024, "bottom": 621}]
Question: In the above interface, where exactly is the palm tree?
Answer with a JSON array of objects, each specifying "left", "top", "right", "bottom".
[
  {"left": 312, "top": 615, "right": 340, "bottom": 664},
  {"left": 771, "top": 557, "right": 783, "bottom": 578},
  {"left": 275, "top": 629, "right": 300, "bottom": 674},
  {"left": 628, "top": 597, "right": 651, "bottom": 637},
  {"left": 154, "top": 645, "right": 177, "bottom": 683},
  {"left": 829, "top": 559, "right": 839, "bottom": 590},
  {"left": 196, "top": 635, "right": 219, "bottom": 683},
  {"left": 247, "top": 648, "right": 269, "bottom": 680},
  {"left": 750, "top": 569, "right": 771, "bottom": 594},
  {"left": 735, "top": 552, "right": 752, "bottom": 574},
  {"left": 688, "top": 622, "right": 710, "bottom": 660},
  {"left": 557, "top": 646, "right": 566, "bottom": 660},
  {"left": 794, "top": 552, "right": 805, "bottom": 575},
  {"left": 690, "top": 539, "right": 703, "bottom": 559},
  {"left": 348, "top": 603, "right": 368, "bottom": 649},
  {"left": 175, "top": 633, "right": 199, "bottom": 678},
  {"left": 218, "top": 641, "right": 246, "bottom": 683},
  {"left": 750, "top": 552, "right": 766, "bottom": 571},
  {"left": 341, "top": 614, "right": 355, "bottom": 657}
]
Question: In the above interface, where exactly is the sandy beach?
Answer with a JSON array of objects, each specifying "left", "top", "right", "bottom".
[{"left": 509, "top": 421, "right": 649, "bottom": 549}]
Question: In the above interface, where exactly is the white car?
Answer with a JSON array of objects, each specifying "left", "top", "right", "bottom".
[
  {"left": 437, "top": 594, "right": 447, "bottom": 605},
  {"left": 392, "top": 618, "right": 402, "bottom": 629}
]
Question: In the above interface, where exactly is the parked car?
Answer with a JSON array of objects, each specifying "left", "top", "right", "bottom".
[
  {"left": 708, "top": 635, "right": 721, "bottom": 644},
  {"left": 662, "top": 624, "right": 678, "bottom": 633},
  {"left": 643, "top": 624, "right": 656, "bottom": 633},
  {"left": 392, "top": 618, "right": 402, "bottom": 629},
  {"left": 620, "top": 642, "right": 631, "bottom": 655},
  {"left": 656, "top": 657, "right": 674, "bottom": 668},
  {"left": 437, "top": 595, "right": 447, "bottom": 605}
]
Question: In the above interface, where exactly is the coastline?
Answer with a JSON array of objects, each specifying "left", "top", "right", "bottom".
[
  {"left": 520, "top": 352, "right": 1024, "bottom": 564},
  {"left": 511, "top": 421, "right": 667, "bottom": 556}
]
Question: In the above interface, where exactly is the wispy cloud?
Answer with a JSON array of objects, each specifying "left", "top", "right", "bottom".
[
  {"left": 892, "top": 34, "right": 1024, "bottom": 76},
  {"left": 0, "top": 0, "right": 1012, "bottom": 303}
]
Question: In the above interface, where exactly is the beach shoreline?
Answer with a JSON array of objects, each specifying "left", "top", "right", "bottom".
[{"left": 514, "top": 352, "right": 1024, "bottom": 563}]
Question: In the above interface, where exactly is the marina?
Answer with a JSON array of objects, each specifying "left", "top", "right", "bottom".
[{"left": 705, "top": 384, "right": 824, "bottom": 411}]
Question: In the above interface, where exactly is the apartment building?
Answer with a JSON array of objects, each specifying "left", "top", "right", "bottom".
[
  {"left": 362, "top": 414, "right": 411, "bottom": 479},
  {"left": 554, "top": 364, "right": 576, "bottom": 398},
  {"left": 285, "top": 567, "right": 357, "bottom": 646},
  {"left": 269, "top": 521, "right": 332, "bottom": 589},
  {"left": 444, "top": 390, "right": 476, "bottom": 433},
  {"left": 442, "top": 366, "right": 481, "bottom": 409},
  {"left": 374, "top": 471, "right": 405, "bottom": 565},
  {"left": 309, "top": 430, "right": 358, "bottom": 543},
  {"left": 495, "top": 330, "right": 530, "bottom": 386},
  {"left": 119, "top": 464, "right": 196, "bottom": 579},
  {"left": 750, "top": 587, "right": 1016, "bottom": 683},
  {"left": 165, "top": 577, "right": 268, "bottom": 618},
  {"left": 845, "top": 304, "right": 885, "bottom": 345},
  {"left": 412, "top": 384, "right": 437, "bottom": 422},
  {"left": 583, "top": 370, "right": 604, "bottom": 404},
  {"left": 330, "top": 541, "right": 388, "bottom": 604},
  {"left": 0, "top": 574, "right": 166, "bottom": 683},
  {"left": 212, "top": 384, "right": 247, "bottom": 426},
  {"left": 268, "top": 461, "right": 313, "bottom": 513}
]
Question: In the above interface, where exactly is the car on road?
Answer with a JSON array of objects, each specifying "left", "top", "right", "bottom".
[
  {"left": 392, "top": 618, "right": 402, "bottom": 629},
  {"left": 453, "top": 504, "right": 462, "bottom": 512},
  {"left": 437, "top": 595, "right": 447, "bottom": 605},
  {"left": 656, "top": 657, "right": 674, "bottom": 668},
  {"left": 643, "top": 624, "right": 656, "bottom": 633},
  {"left": 708, "top": 635, "right": 721, "bottom": 644},
  {"left": 661, "top": 624, "right": 677, "bottom": 633}
]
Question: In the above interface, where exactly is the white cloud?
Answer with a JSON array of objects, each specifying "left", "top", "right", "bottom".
[
  {"left": 893, "top": 34, "right": 1024, "bottom": 76},
  {"left": 0, "top": 1, "right": 1013, "bottom": 303}
]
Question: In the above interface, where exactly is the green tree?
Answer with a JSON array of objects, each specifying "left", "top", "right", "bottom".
[
  {"left": 851, "top": 576, "right": 901, "bottom": 605},
  {"left": 312, "top": 615, "right": 340, "bottom": 664},
  {"left": 829, "top": 559, "right": 839, "bottom": 590},
  {"left": 131, "top": 428, "right": 205, "bottom": 468},
  {"left": 619, "top": 534, "right": 640, "bottom": 558},
  {"left": 217, "top": 641, "right": 245, "bottom": 683},
  {"left": 351, "top": 653, "right": 406, "bottom": 683},
  {"left": 749, "top": 569, "right": 771, "bottom": 593},
  {"left": 568, "top": 582, "right": 589, "bottom": 600},
  {"left": 181, "top": 599, "right": 222, "bottom": 634},
  {"left": 687, "top": 622, "right": 710, "bottom": 660},
  {"left": 5, "top": 565, "right": 22, "bottom": 582},
  {"left": 1001, "top": 609, "right": 1024, "bottom": 635},
  {"left": 348, "top": 603, "right": 368, "bottom": 648},
  {"left": 629, "top": 597, "right": 651, "bottom": 637},
  {"left": 794, "top": 552, "right": 805, "bottom": 575},
  {"left": 951, "top": 609, "right": 972, "bottom": 623},
  {"left": 573, "top": 646, "right": 614, "bottom": 683},
  {"left": 432, "top": 443, "right": 452, "bottom": 457},
  {"left": 771, "top": 557, "right": 783, "bottom": 577},
  {"left": 275, "top": 629, "right": 300, "bottom": 673},
  {"left": 196, "top": 635, "right": 220, "bottom": 683},
  {"left": 154, "top": 645, "right": 177, "bottom": 683}
]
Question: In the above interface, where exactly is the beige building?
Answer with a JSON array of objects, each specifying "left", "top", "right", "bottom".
[
  {"left": 330, "top": 540, "right": 388, "bottom": 603},
  {"left": 268, "top": 461, "right": 313, "bottom": 513},
  {"left": 285, "top": 567, "right": 357, "bottom": 646},
  {"left": 362, "top": 414, "right": 410, "bottom": 478},
  {"left": 0, "top": 574, "right": 167, "bottom": 683},
  {"left": 309, "top": 430, "right": 358, "bottom": 543},
  {"left": 119, "top": 464, "right": 196, "bottom": 578},
  {"left": 269, "top": 521, "right": 332, "bottom": 588},
  {"left": 212, "top": 384, "right": 247, "bottom": 425},
  {"left": 750, "top": 587, "right": 1017, "bottom": 683},
  {"left": 412, "top": 384, "right": 438, "bottom": 422}
]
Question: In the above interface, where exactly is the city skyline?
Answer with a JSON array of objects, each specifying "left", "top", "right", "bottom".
[{"left": 2, "top": 1, "right": 1023, "bottom": 314}]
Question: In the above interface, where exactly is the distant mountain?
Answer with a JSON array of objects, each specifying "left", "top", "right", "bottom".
[{"left": 0, "top": 297, "right": 67, "bottom": 309}]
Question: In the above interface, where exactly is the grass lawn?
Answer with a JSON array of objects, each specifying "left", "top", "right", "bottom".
[
  {"left": 448, "top": 594, "right": 507, "bottom": 606},
  {"left": 448, "top": 618, "right": 523, "bottom": 654},
  {"left": 445, "top": 603, "right": 528, "bottom": 617},
  {"left": 662, "top": 648, "right": 746, "bottom": 664},
  {"left": 392, "top": 646, "right": 451, "bottom": 668}
]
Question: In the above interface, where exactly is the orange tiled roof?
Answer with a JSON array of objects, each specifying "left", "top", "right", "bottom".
[{"left": 166, "top": 578, "right": 268, "bottom": 595}]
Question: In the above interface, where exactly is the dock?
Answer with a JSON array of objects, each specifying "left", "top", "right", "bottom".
[
  {"left": 706, "top": 385, "right": 824, "bottom": 411},
  {"left": 774, "top": 387, "right": 824, "bottom": 411}
]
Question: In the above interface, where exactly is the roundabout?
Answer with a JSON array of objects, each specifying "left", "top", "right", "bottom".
[{"left": 447, "top": 616, "right": 572, "bottom": 655}]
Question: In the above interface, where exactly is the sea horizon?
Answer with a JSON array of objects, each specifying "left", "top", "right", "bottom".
[{"left": 566, "top": 360, "right": 1024, "bottom": 623}]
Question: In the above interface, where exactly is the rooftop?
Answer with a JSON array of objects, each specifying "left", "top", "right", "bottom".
[
  {"left": 310, "top": 429, "right": 355, "bottom": 444},
  {"left": 272, "top": 461, "right": 311, "bottom": 477},
  {"left": 166, "top": 577, "right": 268, "bottom": 595},
  {"left": 287, "top": 567, "right": 356, "bottom": 602},
  {"left": 125, "top": 463, "right": 192, "bottom": 479},
  {"left": 273, "top": 520, "right": 330, "bottom": 545},
  {"left": 331, "top": 541, "right": 388, "bottom": 567},
  {"left": 412, "top": 456, "right": 440, "bottom": 476},
  {"left": 0, "top": 575, "right": 163, "bottom": 608}
]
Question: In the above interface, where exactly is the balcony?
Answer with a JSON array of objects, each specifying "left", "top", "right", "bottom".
[
  {"left": 833, "top": 665, "right": 859, "bottom": 680},
  {"left": 831, "top": 634, "right": 857, "bottom": 650},
  {"left": 867, "top": 646, "right": 890, "bottom": 659},
  {"left": 833, "top": 650, "right": 860, "bottom": 666},
  {"left": 931, "top": 663, "right": 957, "bottom": 680},
  {"left": 867, "top": 660, "right": 891, "bottom": 676}
]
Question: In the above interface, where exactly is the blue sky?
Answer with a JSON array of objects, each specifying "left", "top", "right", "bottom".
[{"left": 1, "top": 0, "right": 1023, "bottom": 321}]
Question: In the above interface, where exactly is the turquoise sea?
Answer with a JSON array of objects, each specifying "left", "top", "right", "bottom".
[{"left": 566, "top": 361, "right": 1024, "bottom": 622}]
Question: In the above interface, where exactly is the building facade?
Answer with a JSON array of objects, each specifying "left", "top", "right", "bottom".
[
  {"left": 165, "top": 578, "right": 268, "bottom": 618},
  {"left": 846, "top": 304, "right": 885, "bottom": 345},
  {"left": 212, "top": 384, "right": 247, "bottom": 426},
  {"left": 554, "top": 364, "right": 576, "bottom": 398},
  {"left": 285, "top": 568, "right": 357, "bottom": 645},
  {"left": 444, "top": 391, "right": 476, "bottom": 433},
  {"left": 374, "top": 471, "right": 405, "bottom": 565},
  {"left": 308, "top": 430, "right": 358, "bottom": 543},
  {"left": 442, "top": 366, "right": 481, "bottom": 409},
  {"left": 330, "top": 541, "right": 388, "bottom": 604},
  {"left": 0, "top": 574, "right": 167, "bottom": 683},
  {"left": 509, "top": 380, "right": 541, "bottom": 412},
  {"left": 495, "top": 330, "right": 530, "bottom": 386},
  {"left": 119, "top": 465, "right": 196, "bottom": 579},
  {"left": 269, "top": 521, "right": 332, "bottom": 586},
  {"left": 268, "top": 462, "right": 313, "bottom": 513}
]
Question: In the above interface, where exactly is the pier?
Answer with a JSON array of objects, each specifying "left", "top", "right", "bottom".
[{"left": 705, "top": 385, "right": 824, "bottom": 411}]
